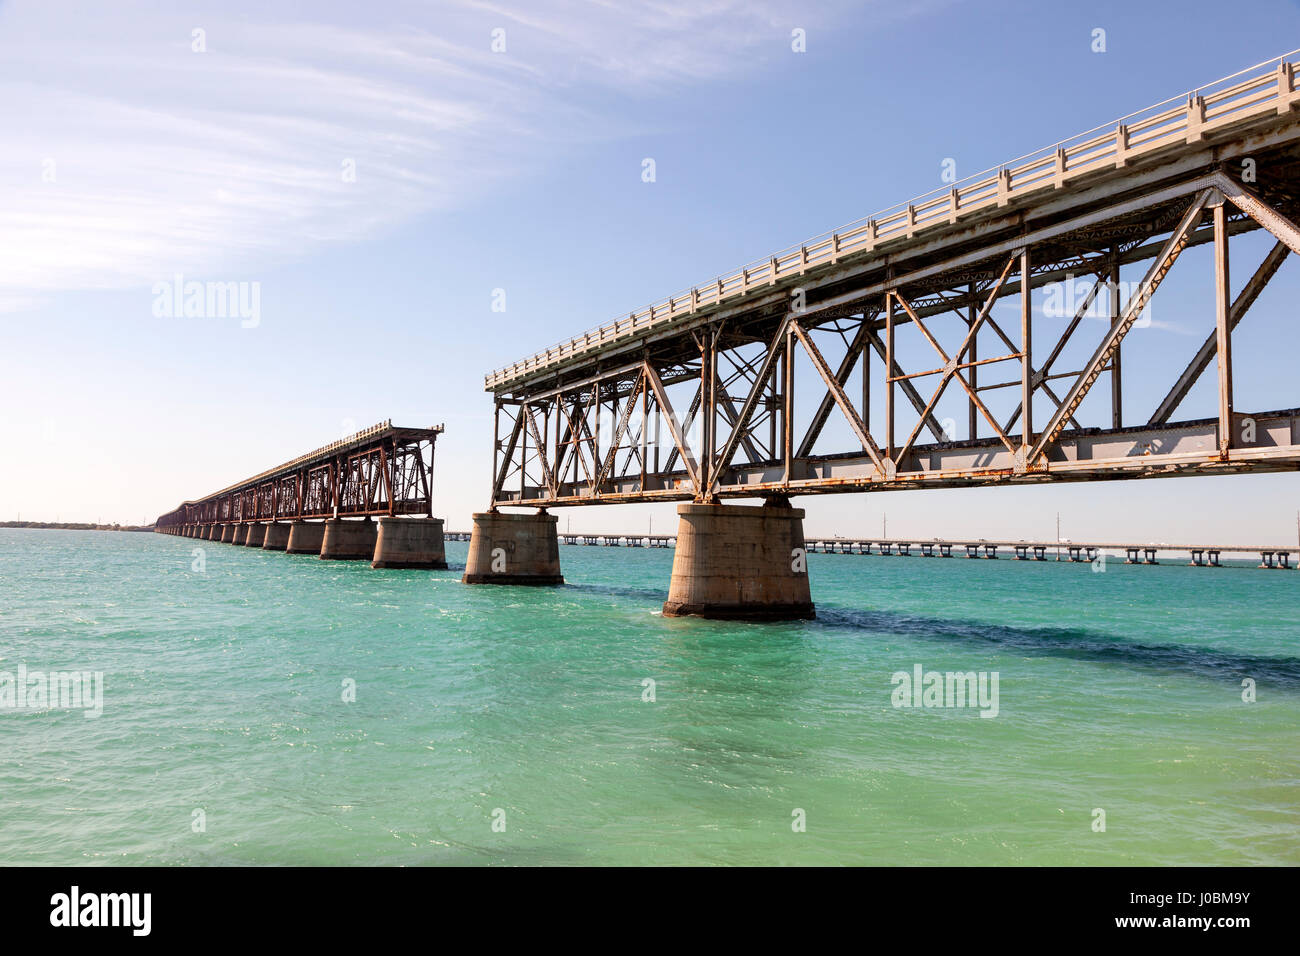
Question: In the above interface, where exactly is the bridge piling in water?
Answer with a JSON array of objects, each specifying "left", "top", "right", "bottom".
[
  {"left": 262, "top": 523, "right": 290, "bottom": 551},
  {"left": 462, "top": 511, "right": 563, "bottom": 585},
  {"left": 285, "top": 521, "right": 326, "bottom": 554},
  {"left": 372, "top": 517, "right": 447, "bottom": 569},
  {"left": 662, "top": 499, "right": 814, "bottom": 621},
  {"left": 319, "top": 519, "right": 377, "bottom": 560}
]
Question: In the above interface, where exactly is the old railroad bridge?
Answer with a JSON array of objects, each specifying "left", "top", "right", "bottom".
[{"left": 159, "top": 52, "right": 1300, "bottom": 617}]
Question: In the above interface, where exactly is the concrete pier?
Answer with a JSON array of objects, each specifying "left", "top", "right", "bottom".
[
  {"left": 262, "top": 523, "right": 290, "bottom": 551},
  {"left": 286, "top": 521, "right": 327, "bottom": 554},
  {"left": 320, "top": 518, "right": 378, "bottom": 560},
  {"left": 663, "top": 498, "right": 814, "bottom": 620},
  {"left": 220, "top": 523, "right": 234, "bottom": 543},
  {"left": 243, "top": 523, "right": 266, "bottom": 547},
  {"left": 462, "top": 511, "right": 563, "bottom": 585},
  {"left": 372, "top": 517, "right": 447, "bottom": 569}
]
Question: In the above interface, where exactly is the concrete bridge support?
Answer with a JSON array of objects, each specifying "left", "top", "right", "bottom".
[
  {"left": 286, "top": 521, "right": 327, "bottom": 554},
  {"left": 262, "top": 523, "right": 290, "bottom": 551},
  {"left": 372, "top": 517, "right": 447, "bottom": 569},
  {"left": 662, "top": 499, "right": 814, "bottom": 621},
  {"left": 220, "top": 524, "right": 234, "bottom": 543},
  {"left": 243, "top": 523, "right": 266, "bottom": 547},
  {"left": 320, "top": 519, "right": 378, "bottom": 560},
  {"left": 462, "top": 511, "right": 563, "bottom": 585}
]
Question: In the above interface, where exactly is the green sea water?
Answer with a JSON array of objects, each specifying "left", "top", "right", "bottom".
[{"left": 1, "top": 528, "right": 1296, "bottom": 866}]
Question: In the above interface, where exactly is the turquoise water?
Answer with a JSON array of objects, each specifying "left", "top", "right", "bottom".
[{"left": 1, "top": 528, "right": 1296, "bottom": 866}]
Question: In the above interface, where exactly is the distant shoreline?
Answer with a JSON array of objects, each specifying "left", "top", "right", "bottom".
[{"left": 0, "top": 522, "right": 153, "bottom": 533}]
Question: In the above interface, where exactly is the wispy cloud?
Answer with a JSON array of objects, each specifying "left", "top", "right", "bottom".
[{"left": 0, "top": 0, "right": 867, "bottom": 311}]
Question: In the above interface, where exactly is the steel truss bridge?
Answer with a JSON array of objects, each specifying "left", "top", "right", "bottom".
[
  {"left": 155, "top": 421, "right": 443, "bottom": 530},
  {"left": 484, "top": 54, "right": 1300, "bottom": 509}
]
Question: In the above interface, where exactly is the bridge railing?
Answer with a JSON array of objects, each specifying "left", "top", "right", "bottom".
[{"left": 486, "top": 50, "right": 1300, "bottom": 391}]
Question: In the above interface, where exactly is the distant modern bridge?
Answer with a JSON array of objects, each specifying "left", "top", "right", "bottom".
[
  {"left": 448, "top": 530, "right": 1294, "bottom": 568},
  {"left": 463, "top": 52, "right": 1300, "bottom": 618}
]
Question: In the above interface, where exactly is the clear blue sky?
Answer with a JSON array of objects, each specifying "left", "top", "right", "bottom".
[{"left": 2, "top": 0, "right": 1298, "bottom": 545}]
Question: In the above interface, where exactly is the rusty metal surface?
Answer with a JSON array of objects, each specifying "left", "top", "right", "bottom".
[{"left": 155, "top": 421, "right": 443, "bottom": 529}]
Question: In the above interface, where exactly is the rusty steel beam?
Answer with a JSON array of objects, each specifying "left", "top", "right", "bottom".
[
  {"left": 1026, "top": 188, "right": 1213, "bottom": 468},
  {"left": 1149, "top": 239, "right": 1289, "bottom": 425},
  {"left": 791, "top": 318, "right": 892, "bottom": 478},
  {"left": 478, "top": 57, "right": 1300, "bottom": 511}
]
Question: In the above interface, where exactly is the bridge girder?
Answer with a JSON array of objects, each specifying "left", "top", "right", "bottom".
[{"left": 487, "top": 151, "right": 1300, "bottom": 507}]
